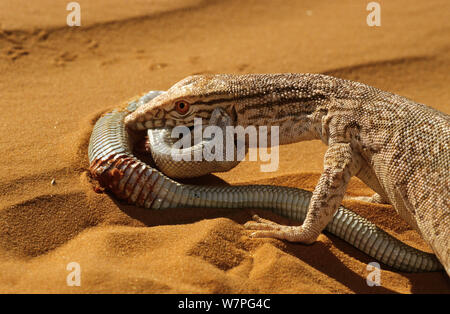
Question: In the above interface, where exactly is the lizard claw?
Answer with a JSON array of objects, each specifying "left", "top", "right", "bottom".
[
  {"left": 247, "top": 214, "right": 281, "bottom": 226},
  {"left": 244, "top": 215, "right": 305, "bottom": 242}
]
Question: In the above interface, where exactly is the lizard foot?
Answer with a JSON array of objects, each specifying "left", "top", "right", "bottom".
[
  {"left": 244, "top": 215, "right": 312, "bottom": 243},
  {"left": 346, "top": 193, "right": 390, "bottom": 204},
  {"left": 368, "top": 193, "right": 390, "bottom": 204}
]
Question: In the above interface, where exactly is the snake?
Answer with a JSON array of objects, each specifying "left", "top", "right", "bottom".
[{"left": 87, "top": 91, "right": 443, "bottom": 272}]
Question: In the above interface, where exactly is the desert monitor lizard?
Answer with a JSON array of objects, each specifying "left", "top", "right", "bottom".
[{"left": 123, "top": 74, "right": 449, "bottom": 275}]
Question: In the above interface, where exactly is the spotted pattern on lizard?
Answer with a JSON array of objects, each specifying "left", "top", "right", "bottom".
[{"left": 125, "top": 73, "right": 450, "bottom": 275}]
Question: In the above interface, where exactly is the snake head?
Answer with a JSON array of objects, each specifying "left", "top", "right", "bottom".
[{"left": 124, "top": 74, "right": 238, "bottom": 131}]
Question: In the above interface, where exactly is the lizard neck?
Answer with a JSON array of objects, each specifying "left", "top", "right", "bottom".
[{"left": 228, "top": 73, "right": 341, "bottom": 145}]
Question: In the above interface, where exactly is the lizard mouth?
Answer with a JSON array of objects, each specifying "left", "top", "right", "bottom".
[
  {"left": 131, "top": 119, "right": 167, "bottom": 130},
  {"left": 127, "top": 115, "right": 181, "bottom": 131}
]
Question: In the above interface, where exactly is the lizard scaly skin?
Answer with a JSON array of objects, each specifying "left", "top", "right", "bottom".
[{"left": 125, "top": 74, "right": 450, "bottom": 275}]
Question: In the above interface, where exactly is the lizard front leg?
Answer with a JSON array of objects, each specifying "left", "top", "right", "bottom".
[{"left": 245, "top": 143, "right": 361, "bottom": 244}]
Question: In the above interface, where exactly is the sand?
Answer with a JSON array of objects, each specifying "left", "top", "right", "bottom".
[{"left": 0, "top": 0, "right": 449, "bottom": 293}]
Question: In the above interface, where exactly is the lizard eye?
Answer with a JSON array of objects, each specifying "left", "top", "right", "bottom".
[{"left": 175, "top": 100, "right": 190, "bottom": 115}]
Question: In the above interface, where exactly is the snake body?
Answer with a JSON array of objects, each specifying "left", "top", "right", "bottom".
[{"left": 88, "top": 91, "right": 443, "bottom": 272}]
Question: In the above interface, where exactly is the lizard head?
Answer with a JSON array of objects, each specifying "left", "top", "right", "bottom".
[{"left": 124, "top": 74, "right": 238, "bottom": 131}]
